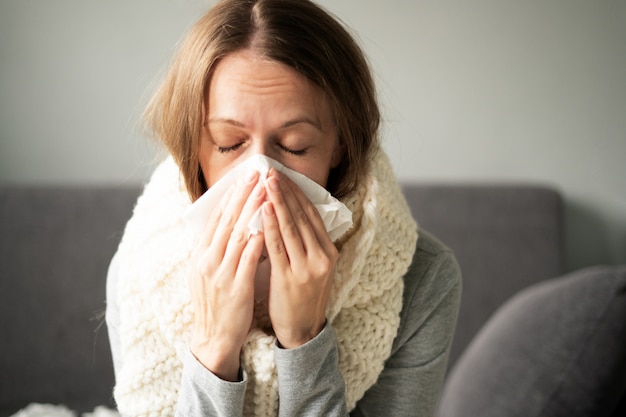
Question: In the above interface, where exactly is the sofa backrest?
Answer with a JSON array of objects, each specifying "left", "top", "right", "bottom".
[
  {"left": 0, "top": 186, "right": 139, "bottom": 414},
  {"left": 0, "top": 183, "right": 564, "bottom": 413},
  {"left": 402, "top": 184, "right": 565, "bottom": 367}
]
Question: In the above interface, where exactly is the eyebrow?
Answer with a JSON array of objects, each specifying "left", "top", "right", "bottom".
[{"left": 208, "top": 116, "right": 323, "bottom": 131}]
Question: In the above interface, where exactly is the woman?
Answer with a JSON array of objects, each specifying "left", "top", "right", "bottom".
[{"left": 106, "top": 0, "right": 461, "bottom": 416}]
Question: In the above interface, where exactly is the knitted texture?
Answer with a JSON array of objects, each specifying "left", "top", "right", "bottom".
[{"left": 113, "top": 150, "right": 418, "bottom": 416}]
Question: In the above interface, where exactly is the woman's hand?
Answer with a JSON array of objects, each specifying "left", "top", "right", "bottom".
[
  {"left": 262, "top": 169, "right": 338, "bottom": 349},
  {"left": 189, "top": 171, "right": 266, "bottom": 381}
]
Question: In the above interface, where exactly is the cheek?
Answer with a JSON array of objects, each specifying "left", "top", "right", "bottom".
[
  {"left": 198, "top": 143, "right": 231, "bottom": 188},
  {"left": 289, "top": 142, "right": 338, "bottom": 189},
  {"left": 291, "top": 159, "right": 332, "bottom": 189},
  {"left": 312, "top": 141, "right": 341, "bottom": 188},
  {"left": 310, "top": 165, "right": 330, "bottom": 188}
]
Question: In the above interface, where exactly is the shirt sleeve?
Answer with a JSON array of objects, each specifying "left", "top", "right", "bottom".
[
  {"left": 106, "top": 252, "right": 248, "bottom": 417},
  {"left": 274, "top": 323, "right": 348, "bottom": 417},
  {"left": 176, "top": 321, "right": 346, "bottom": 417},
  {"left": 351, "top": 234, "right": 462, "bottom": 417},
  {"left": 175, "top": 349, "right": 247, "bottom": 417}
]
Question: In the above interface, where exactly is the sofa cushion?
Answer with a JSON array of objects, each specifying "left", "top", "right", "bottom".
[{"left": 437, "top": 265, "right": 626, "bottom": 417}]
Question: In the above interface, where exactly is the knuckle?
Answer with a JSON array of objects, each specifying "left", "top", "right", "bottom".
[
  {"left": 239, "top": 248, "right": 254, "bottom": 264},
  {"left": 295, "top": 208, "right": 309, "bottom": 226},
  {"left": 229, "top": 229, "right": 247, "bottom": 246},
  {"left": 316, "top": 257, "right": 333, "bottom": 276},
  {"left": 239, "top": 244, "right": 260, "bottom": 266},
  {"left": 320, "top": 249, "right": 338, "bottom": 274},
  {"left": 221, "top": 211, "right": 237, "bottom": 227},
  {"left": 210, "top": 273, "right": 228, "bottom": 292},
  {"left": 283, "top": 220, "right": 299, "bottom": 238},
  {"left": 196, "top": 253, "right": 218, "bottom": 277},
  {"left": 270, "top": 238, "right": 286, "bottom": 255},
  {"left": 304, "top": 200, "right": 320, "bottom": 219},
  {"left": 194, "top": 243, "right": 224, "bottom": 272},
  {"left": 329, "top": 245, "right": 339, "bottom": 263}
]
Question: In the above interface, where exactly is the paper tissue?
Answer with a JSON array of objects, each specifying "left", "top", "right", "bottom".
[{"left": 184, "top": 155, "right": 353, "bottom": 243}]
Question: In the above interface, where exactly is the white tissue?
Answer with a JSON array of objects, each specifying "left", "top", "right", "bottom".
[{"left": 184, "top": 155, "right": 353, "bottom": 242}]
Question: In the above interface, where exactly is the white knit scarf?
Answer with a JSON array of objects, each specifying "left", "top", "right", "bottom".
[{"left": 113, "top": 150, "right": 418, "bottom": 416}]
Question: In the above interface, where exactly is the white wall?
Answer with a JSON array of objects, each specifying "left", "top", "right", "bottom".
[{"left": 1, "top": 0, "right": 624, "bottom": 271}]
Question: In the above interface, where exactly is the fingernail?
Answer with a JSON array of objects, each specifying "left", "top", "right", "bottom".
[
  {"left": 268, "top": 176, "right": 280, "bottom": 191},
  {"left": 246, "top": 170, "right": 258, "bottom": 183},
  {"left": 263, "top": 202, "right": 274, "bottom": 215},
  {"left": 252, "top": 182, "right": 264, "bottom": 197}
]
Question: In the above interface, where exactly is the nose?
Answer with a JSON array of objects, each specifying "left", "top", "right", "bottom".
[
  {"left": 247, "top": 140, "right": 281, "bottom": 164},
  {"left": 249, "top": 141, "right": 270, "bottom": 157}
]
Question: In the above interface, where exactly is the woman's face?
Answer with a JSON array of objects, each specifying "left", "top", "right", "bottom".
[{"left": 199, "top": 49, "right": 341, "bottom": 188}]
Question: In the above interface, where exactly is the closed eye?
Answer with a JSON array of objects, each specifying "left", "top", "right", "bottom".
[
  {"left": 278, "top": 143, "right": 308, "bottom": 156},
  {"left": 217, "top": 143, "right": 243, "bottom": 153}
]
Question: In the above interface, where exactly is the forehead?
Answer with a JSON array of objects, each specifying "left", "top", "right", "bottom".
[
  {"left": 206, "top": 50, "right": 332, "bottom": 126},
  {"left": 212, "top": 51, "right": 309, "bottom": 88}
]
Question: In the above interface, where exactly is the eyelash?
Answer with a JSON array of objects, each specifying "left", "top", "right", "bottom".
[
  {"left": 217, "top": 142, "right": 308, "bottom": 156},
  {"left": 217, "top": 143, "right": 243, "bottom": 153},
  {"left": 278, "top": 144, "right": 308, "bottom": 156}
]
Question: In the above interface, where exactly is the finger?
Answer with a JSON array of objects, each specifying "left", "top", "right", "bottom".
[
  {"left": 261, "top": 201, "right": 290, "bottom": 273},
  {"left": 197, "top": 184, "right": 235, "bottom": 250},
  {"left": 267, "top": 170, "right": 329, "bottom": 255},
  {"left": 221, "top": 180, "right": 266, "bottom": 270},
  {"left": 265, "top": 173, "right": 306, "bottom": 259},
  {"left": 210, "top": 171, "right": 260, "bottom": 259},
  {"left": 234, "top": 233, "right": 264, "bottom": 285},
  {"left": 281, "top": 173, "right": 334, "bottom": 251},
  {"left": 236, "top": 180, "right": 266, "bottom": 232}
]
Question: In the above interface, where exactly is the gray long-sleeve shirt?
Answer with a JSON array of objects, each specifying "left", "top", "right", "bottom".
[{"left": 106, "top": 230, "right": 461, "bottom": 416}]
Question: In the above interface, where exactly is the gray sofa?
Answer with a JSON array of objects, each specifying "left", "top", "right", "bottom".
[{"left": 1, "top": 184, "right": 624, "bottom": 416}]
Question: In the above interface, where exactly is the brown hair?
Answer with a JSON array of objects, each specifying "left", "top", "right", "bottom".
[{"left": 144, "top": 0, "right": 380, "bottom": 201}]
